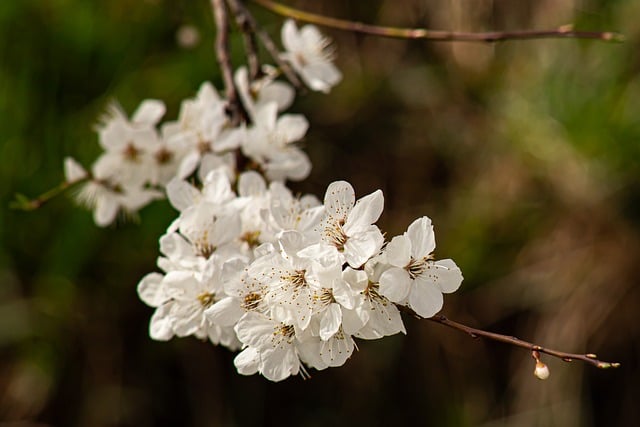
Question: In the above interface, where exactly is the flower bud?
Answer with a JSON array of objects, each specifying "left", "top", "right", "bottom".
[{"left": 534, "top": 361, "right": 550, "bottom": 380}]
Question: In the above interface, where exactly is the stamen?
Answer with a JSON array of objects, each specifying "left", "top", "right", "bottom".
[{"left": 197, "top": 292, "right": 216, "bottom": 308}]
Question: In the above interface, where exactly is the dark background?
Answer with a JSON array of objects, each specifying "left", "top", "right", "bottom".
[{"left": 1, "top": 0, "right": 639, "bottom": 426}]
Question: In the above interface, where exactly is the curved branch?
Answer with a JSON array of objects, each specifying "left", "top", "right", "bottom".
[
  {"left": 211, "top": 0, "right": 246, "bottom": 124},
  {"left": 253, "top": 0, "right": 624, "bottom": 43},
  {"left": 427, "top": 314, "right": 620, "bottom": 369}
]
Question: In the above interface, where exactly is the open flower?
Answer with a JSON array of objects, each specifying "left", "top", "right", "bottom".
[
  {"left": 280, "top": 19, "right": 342, "bottom": 93},
  {"left": 378, "top": 216, "right": 463, "bottom": 318}
]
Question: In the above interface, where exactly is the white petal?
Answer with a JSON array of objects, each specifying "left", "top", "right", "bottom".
[
  {"left": 63, "top": 157, "right": 87, "bottom": 183},
  {"left": 260, "top": 346, "right": 299, "bottom": 382},
  {"left": 238, "top": 171, "right": 267, "bottom": 197},
  {"left": 166, "top": 178, "right": 200, "bottom": 212},
  {"left": 149, "top": 304, "right": 174, "bottom": 341},
  {"left": 409, "top": 278, "right": 444, "bottom": 318},
  {"left": 320, "top": 333, "right": 354, "bottom": 367},
  {"left": 433, "top": 259, "right": 464, "bottom": 293},
  {"left": 379, "top": 267, "right": 411, "bottom": 303},
  {"left": 133, "top": 99, "right": 166, "bottom": 125},
  {"left": 385, "top": 235, "right": 411, "bottom": 267},
  {"left": 205, "top": 297, "right": 245, "bottom": 327},
  {"left": 319, "top": 304, "right": 342, "bottom": 341},
  {"left": 137, "top": 272, "right": 166, "bottom": 307},
  {"left": 343, "top": 226, "right": 384, "bottom": 268},
  {"left": 261, "top": 81, "right": 295, "bottom": 112},
  {"left": 176, "top": 151, "right": 201, "bottom": 179},
  {"left": 94, "top": 195, "right": 119, "bottom": 226},
  {"left": 281, "top": 19, "right": 300, "bottom": 53},
  {"left": 407, "top": 216, "right": 436, "bottom": 258},
  {"left": 324, "top": 181, "right": 355, "bottom": 218},
  {"left": 159, "top": 232, "right": 191, "bottom": 260},
  {"left": 234, "top": 347, "right": 260, "bottom": 376},
  {"left": 235, "top": 312, "right": 276, "bottom": 349},
  {"left": 202, "top": 169, "right": 234, "bottom": 203},
  {"left": 276, "top": 114, "right": 308, "bottom": 144},
  {"left": 344, "top": 189, "right": 383, "bottom": 234}
]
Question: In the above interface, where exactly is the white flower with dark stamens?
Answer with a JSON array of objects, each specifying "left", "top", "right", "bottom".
[
  {"left": 205, "top": 267, "right": 266, "bottom": 328},
  {"left": 161, "top": 81, "right": 241, "bottom": 179},
  {"left": 343, "top": 267, "right": 406, "bottom": 339},
  {"left": 265, "top": 181, "right": 324, "bottom": 240},
  {"left": 300, "top": 180, "right": 384, "bottom": 269},
  {"left": 248, "top": 231, "right": 321, "bottom": 330},
  {"left": 378, "top": 216, "right": 463, "bottom": 318},
  {"left": 94, "top": 100, "right": 166, "bottom": 186},
  {"left": 280, "top": 19, "right": 342, "bottom": 93},
  {"left": 234, "top": 312, "right": 302, "bottom": 382}
]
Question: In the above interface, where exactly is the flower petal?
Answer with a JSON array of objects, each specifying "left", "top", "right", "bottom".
[
  {"left": 379, "top": 267, "right": 412, "bottom": 303},
  {"left": 409, "top": 277, "right": 444, "bottom": 318},
  {"left": 407, "top": 216, "right": 436, "bottom": 258},
  {"left": 433, "top": 259, "right": 464, "bottom": 293}
]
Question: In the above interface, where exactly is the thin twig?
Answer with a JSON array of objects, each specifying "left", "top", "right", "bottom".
[
  {"left": 427, "top": 314, "right": 620, "bottom": 369},
  {"left": 226, "top": 0, "right": 261, "bottom": 81},
  {"left": 253, "top": 0, "right": 624, "bottom": 43},
  {"left": 228, "top": 0, "right": 303, "bottom": 89},
  {"left": 211, "top": 0, "right": 245, "bottom": 125},
  {"left": 10, "top": 180, "right": 83, "bottom": 211}
]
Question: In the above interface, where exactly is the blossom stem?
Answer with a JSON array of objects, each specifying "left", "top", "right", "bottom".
[
  {"left": 227, "top": 0, "right": 303, "bottom": 89},
  {"left": 253, "top": 0, "right": 624, "bottom": 43},
  {"left": 211, "top": 0, "right": 246, "bottom": 125},
  {"left": 427, "top": 313, "right": 620, "bottom": 369},
  {"left": 10, "top": 179, "right": 86, "bottom": 211}
]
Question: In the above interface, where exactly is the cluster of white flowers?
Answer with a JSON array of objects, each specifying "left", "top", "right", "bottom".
[{"left": 65, "top": 20, "right": 464, "bottom": 381}]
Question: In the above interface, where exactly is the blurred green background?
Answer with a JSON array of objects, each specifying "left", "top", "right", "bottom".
[{"left": 1, "top": 0, "right": 639, "bottom": 426}]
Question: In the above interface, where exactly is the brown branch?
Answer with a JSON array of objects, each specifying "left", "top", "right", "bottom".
[
  {"left": 227, "top": 0, "right": 303, "bottom": 89},
  {"left": 226, "top": 0, "right": 261, "bottom": 81},
  {"left": 253, "top": 0, "right": 624, "bottom": 43},
  {"left": 427, "top": 314, "right": 620, "bottom": 370},
  {"left": 211, "top": 0, "right": 245, "bottom": 125}
]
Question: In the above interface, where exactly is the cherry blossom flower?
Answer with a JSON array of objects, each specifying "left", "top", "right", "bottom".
[
  {"left": 300, "top": 180, "right": 384, "bottom": 268},
  {"left": 378, "top": 216, "right": 463, "bottom": 318},
  {"left": 280, "top": 19, "right": 342, "bottom": 93}
]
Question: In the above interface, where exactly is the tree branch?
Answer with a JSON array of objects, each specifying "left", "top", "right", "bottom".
[
  {"left": 227, "top": 0, "right": 303, "bottom": 89},
  {"left": 211, "top": 0, "right": 245, "bottom": 125},
  {"left": 427, "top": 314, "right": 620, "bottom": 369},
  {"left": 226, "top": 0, "right": 261, "bottom": 81},
  {"left": 253, "top": 0, "right": 624, "bottom": 43}
]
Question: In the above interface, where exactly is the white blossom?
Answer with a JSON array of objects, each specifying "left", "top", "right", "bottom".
[
  {"left": 280, "top": 19, "right": 342, "bottom": 93},
  {"left": 378, "top": 216, "right": 463, "bottom": 318}
]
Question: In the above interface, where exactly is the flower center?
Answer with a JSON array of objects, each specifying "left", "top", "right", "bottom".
[
  {"left": 195, "top": 230, "right": 216, "bottom": 259},
  {"left": 123, "top": 142, "right": 142, "bottom": 162},
  {"left": 273, "top": 323, "right": 296, "bottom": 345},
  {"left": 324, "top": 217, "right": 348, "bottom": 252},
  {"left": 197, "top": 292, "right": 216, "bottom": 308},
  {"left": 242, "top": 292, "right": 262, "bottom": 311},
  {"left": 240, "top": 230, "right": 261, "bottom": 248},
  {"left": 282, "top": 269, "right": 307, "bottom": 290},
  {"left": 405, "top": 255, "right": 435, "bottom": 280},
  {"left": 155, "top": 148, "right": 173, "bottom": 164},
  {"left": 363, "top": 281, "right": 386, "bottom": 305}
]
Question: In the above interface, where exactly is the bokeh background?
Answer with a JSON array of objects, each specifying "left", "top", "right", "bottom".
[{"left": 1, "top": 0, "right": 639, "bottom": 426}]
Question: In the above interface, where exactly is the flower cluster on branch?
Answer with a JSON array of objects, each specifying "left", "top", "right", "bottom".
[{"left": 26, "top": 1, "right": 616, "bottom": 382}]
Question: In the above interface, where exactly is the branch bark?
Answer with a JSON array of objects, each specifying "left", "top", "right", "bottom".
[
  {"left": 211, "top": 0, "right": 245, "bottom": 125},
  {"left": 253, "top": 0, "right": 624, "bottom": 43},
  {"left": 427, "top": 314, "right": 620, "bottom": 369}
]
